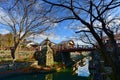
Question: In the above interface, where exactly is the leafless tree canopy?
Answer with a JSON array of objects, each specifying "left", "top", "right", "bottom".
[
  {"left": 42, "top": 0, "right": 120, "bottom": 80},
  {"left": 0, "top": 0, "right": 52, "bottom": 58},
  {"left": 42, "top": 0, "right": 120, "bottom": 39},
  {"left": 42, "top": 0, "right": 120, "bottom": 47}
]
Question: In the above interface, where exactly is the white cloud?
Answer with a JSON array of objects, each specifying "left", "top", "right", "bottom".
[
  {"left": 0, "top": 7, "right": 12, "bottom": 25},
  {"left": 0, "top": 28, "right": 10, "bottom": 34},
  {"left": 36, "top": 33, "right": 61, "bottom": 40},
  {"left": 67, "top": 23, "right": 89, "bottom": 32},
  {"left": 27, "top": 31, "right": 91, "bottom": 46},
  {"left": 74, "top": 40, "right": 85, "bottom": 45},
  {"left": 27, "top": 33, "right": 67, "bottom": 43}
]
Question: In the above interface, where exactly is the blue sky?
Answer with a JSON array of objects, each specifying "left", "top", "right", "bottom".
[
  {"left": 0, "top": 20, "right": 84, "bottom": 45},
  {"left": 0, "top": 3, "right": 84, "bottom": 45},
  {"left": 0, "top": 1, "right": 84, "bottom": 45},
  {"left": 26, "top": 21, "right": 79, "bottom": 44},
  {"left": 0, "top": 23, "right": 82, "bottom": 44},
  {"left": 1, "top": 0, "right": 119, "bottom": 45}
]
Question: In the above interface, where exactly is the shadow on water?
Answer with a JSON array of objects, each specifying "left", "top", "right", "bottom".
[{"left": 3, "top": 71, "right": 89, "bottom": 80}]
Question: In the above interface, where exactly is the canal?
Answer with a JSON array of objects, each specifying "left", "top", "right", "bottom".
[{"left": 3, "top": 71, "right": 90, "bottom": 80}]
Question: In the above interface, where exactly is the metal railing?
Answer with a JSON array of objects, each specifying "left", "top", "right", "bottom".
[{"left": 56, "top": 45, "right": 95, "bottom": 52}]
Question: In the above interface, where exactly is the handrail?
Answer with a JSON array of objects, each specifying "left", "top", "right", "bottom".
[{"left": 56, "top": 45, "right": 95, "bottom": 52}]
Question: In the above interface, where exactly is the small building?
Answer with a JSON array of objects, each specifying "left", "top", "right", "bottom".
[
  {"left": 59, "top": 40, "right": 75, "bottom": 48},
  {"left": 52, "top": 40, "right": 75, "bottom": 50},
  {"left": 39, "top": 38, "right": 56, "bottom": 51},
  {"left": 103, "top": 34, "right": 120, "bottom": 47}
]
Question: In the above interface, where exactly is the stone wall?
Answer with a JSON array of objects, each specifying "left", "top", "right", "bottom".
[{"left": 0, "top": 50, "right": 34, "bottom": 61}]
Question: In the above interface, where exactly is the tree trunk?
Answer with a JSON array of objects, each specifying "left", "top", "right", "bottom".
[
  {"left": 89, "top": 26, "right": 117, "bottom": 80},
  {"left": 12, "top": 42, "right": 19, "bottom": 59},
  {"left": 102, "top": 24, "right": 120, "bottom": 80},
  {"left": 99, "top": 44, "right": 117, "bottom": 80}
]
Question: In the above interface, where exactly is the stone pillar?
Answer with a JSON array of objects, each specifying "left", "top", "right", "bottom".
[
  {"left": 46, "top": 49, "right": 54, "bottom": 67},
  {"left": 46, "top": 39, "right": 54, "bottom": 67}
]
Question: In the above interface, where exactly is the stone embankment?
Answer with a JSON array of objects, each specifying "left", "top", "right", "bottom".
[{"left": 0, "top": 61, "right": 55, "bottom": 79}]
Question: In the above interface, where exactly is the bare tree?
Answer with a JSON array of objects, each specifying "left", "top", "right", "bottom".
[
  {"left": 42, "top": 0, "right": 120, "bottom": 80},
  {"left": 0, "top": 0, "right": 52, "bottom": 60}
]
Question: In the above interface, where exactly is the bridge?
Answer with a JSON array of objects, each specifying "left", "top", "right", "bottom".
[
  {"left": 53, "top": 45, "right": 95, "bottom": 67},
  {"left": 56, "top": 45, "right": 95, "bottom": 52}
]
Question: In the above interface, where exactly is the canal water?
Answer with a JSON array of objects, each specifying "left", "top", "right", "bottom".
[{"left": 3, "top": 71, "right": 90, "bottom": 80}]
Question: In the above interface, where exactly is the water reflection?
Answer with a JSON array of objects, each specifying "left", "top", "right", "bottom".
[
  {"left": 45, "top": 74, "right": 53, "bottom": 80},
  {"left": 4, "top": 71, "right": 89, "bottom": 80}
]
